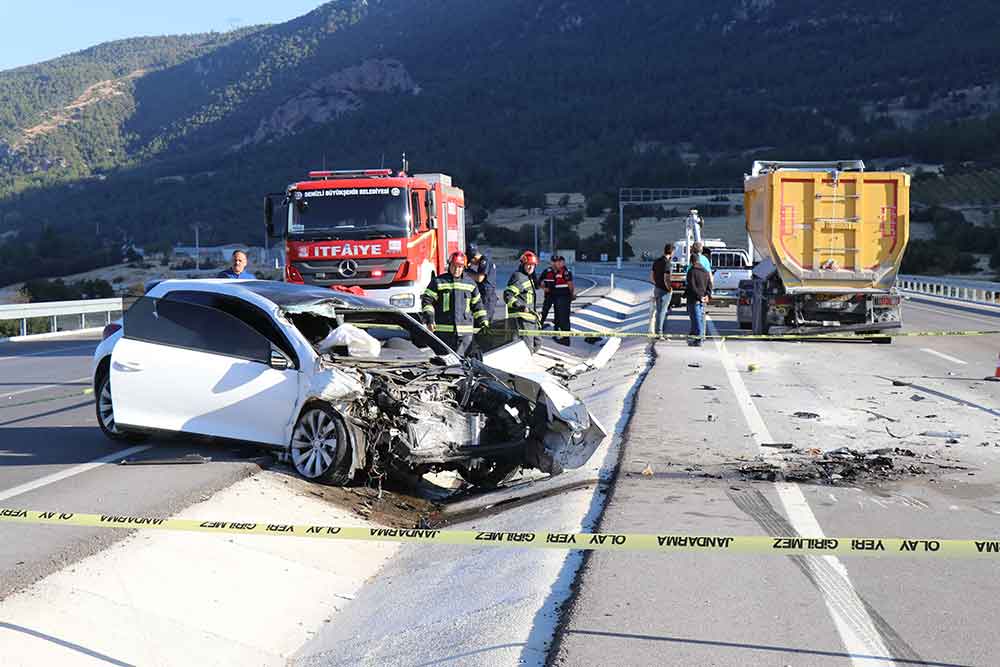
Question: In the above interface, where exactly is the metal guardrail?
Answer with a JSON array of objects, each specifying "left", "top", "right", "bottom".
[
  {"left": 0, "top": 298, "right": 123, "bottom": 338},
  {"left": 898, "top": 275, "right": 1000, "bottom": 306}
]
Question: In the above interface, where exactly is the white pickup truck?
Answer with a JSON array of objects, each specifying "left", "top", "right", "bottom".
[{"left": 707, "top": 248, "right": 751, "bottom": 306}]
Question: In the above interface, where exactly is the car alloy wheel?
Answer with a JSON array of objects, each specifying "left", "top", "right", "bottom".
[
  {"left": 98, "top": 377, "right": 119, "bottom": 435},
  {"left": 290, "top": 405, "right": 352, "bottom": 485}
]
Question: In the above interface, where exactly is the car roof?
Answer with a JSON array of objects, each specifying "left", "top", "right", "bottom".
[{"left": 148, "top": 279, "right": 388, "bottom": 311}]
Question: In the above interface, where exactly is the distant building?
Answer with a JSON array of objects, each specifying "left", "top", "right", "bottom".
[
  {"left": 544, "top": 193, "right": 586, "bottom": 207},
  {"left": 173, "top": 244, "right": 268, "bottom": 265}
]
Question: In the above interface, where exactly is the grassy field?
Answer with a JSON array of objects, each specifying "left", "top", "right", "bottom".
[{"left": 913, "top": 169, "right": 1000, "bottom": 205}]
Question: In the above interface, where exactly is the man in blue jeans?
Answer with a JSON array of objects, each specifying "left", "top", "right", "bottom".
[
  {"left": 649, "top": 243, "right": 674, "bottom": 337},
  {"left": 684, "top": 253, "right": 712, "bottom": 346}
]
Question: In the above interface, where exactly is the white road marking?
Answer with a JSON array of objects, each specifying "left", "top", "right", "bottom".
[
  {"left": 904, "top": 302, "right": 1000, "bottom": 328},
  {"left": 707, "top": 318, "right": 895, "bottom": 666},
  {"left": 920, "top": 348, "right": 967, "bottom": 365},
  {"left": 0, "top": 343, "right": 95, "bottom": 362},
  {"left": 0, "top": 444, "right": 151, "bottom": 502},
  {"left": 3, "top": 376, "right": 91, "bottom": 398}
]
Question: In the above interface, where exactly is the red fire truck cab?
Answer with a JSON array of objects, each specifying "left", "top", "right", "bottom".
[{"left": 265, "top": 168, "right": 466, "bottom": 312}]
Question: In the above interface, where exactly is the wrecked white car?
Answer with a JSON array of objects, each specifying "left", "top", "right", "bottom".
[{"left": 92, "top": 280, "right": 605, "bottom": 486}]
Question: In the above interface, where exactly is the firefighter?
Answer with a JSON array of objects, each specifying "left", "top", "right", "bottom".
[
  {"left": 549, "top": 255, "right": 575, "bottom": 345},
  {"left": 538, "top": 260, "right": 557, "bottom": 327},
  {"left": 421, "top": 251, "right": 489, "bottom": 357},
  {"left": 466, "top": 244, "right": 498, "bottom": 321},
  {"left": 504, "top": 251, "right": 542, "bottom": 352}
]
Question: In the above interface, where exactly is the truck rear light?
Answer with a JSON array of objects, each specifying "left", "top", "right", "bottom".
[
  {"left": 874, "top": 295, "right": 900, "bottom": 307},
  {"left": 670, "top": 281, "right": 684, "bottom": 289},
  {"left": 285, "top": 265, "right": 304, "bottom": 283},
  {"left": 773, "top": 295, "right": 793, "bottom": 305},
  {"left": 101, "top": 322, "right": 121, "bottom": 341},
  {"left": 370, "top": 269, "right": 384, "bottom": 278},
  {"left": 738, "top": 296, "right": 750, "bottom": 305}
]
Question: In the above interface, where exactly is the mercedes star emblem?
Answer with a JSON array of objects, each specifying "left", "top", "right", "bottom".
[{"left": 338, "top": 259, "right": 359, "bottom": 278}]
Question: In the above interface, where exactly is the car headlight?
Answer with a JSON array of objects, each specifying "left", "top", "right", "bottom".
[{"left": 390, "top": 294, "right": 415, "bottom": 308}]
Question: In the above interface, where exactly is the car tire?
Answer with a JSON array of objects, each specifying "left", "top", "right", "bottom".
[
  {"left": 94, "top": 365, "right": 148, "bottom": 443},
  {"left": 289, "top": 404, "right": 353, "bottom": 486}
]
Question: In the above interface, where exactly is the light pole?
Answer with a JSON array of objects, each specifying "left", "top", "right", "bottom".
[
  {"left": 549, "top": 215, "right": 555, "bottom": 258},
  {"left": 617, "top": 201, "right": 624, "bottom": 269}
]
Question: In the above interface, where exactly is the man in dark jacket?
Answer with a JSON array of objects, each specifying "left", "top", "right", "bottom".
[
  {"left": 422, "top": 252, "right": 489, "bottom": 357},
  {"left": 684, "top": 252, "right": 712, "bottom": 347},
  {"left": 548, "top": 256, "right": 575, "bottom": 345},
  {"left": 538, "top": 261, "right": 556, "bottom": 326},
  {"left": 466, "top": 245, "right": 498, "bottom": 321},
  {"left": 504, "top": 251, "right": 542, "bottom": 352}
]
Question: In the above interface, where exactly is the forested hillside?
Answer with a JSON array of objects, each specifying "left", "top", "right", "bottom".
[{"left": 2, "top": 0, "right": 1000, "bottom": 285}]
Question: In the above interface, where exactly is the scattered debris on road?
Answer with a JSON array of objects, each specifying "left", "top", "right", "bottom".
[
  {"left": 792, "top": 411, "right": 820, "bottom": 420},
  {"left": 120, "top": 453, "right": 212, "bottom": 465},
  {"left": 739, "top": 446, "right": 937, "bottom": 484}
]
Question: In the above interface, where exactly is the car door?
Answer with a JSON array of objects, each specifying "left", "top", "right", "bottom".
[{"left": 111, "top": 295, "right": 300, "bottom": 446}]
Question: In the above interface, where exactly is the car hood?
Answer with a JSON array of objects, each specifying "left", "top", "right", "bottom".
[{"left": 480, "top": 342, "right": 606, "bottom": 469}]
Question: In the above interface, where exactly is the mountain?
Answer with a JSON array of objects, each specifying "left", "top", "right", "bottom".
[{"left": 2, "top": 0, "right": 1000, "bottom": 286}]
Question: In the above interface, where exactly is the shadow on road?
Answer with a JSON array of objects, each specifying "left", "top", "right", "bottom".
[
  {"left": 0, "top": 622, "right": 134, "bottom": 667},
  {"left": 562, "top": 629, "right": 971, "bottom": 667}
]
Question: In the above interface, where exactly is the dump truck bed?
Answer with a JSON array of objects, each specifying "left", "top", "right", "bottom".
[{"left": 745, "top": 167, "right": 910, "bottom": 294}]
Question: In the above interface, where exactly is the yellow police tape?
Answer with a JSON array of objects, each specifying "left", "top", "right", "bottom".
[
  {"left": 510, "top": 328, "right": 1000, "bottom": 342},
  {"left": 351, "top": 321, "right": 999, "bottom": 342},
  {"left": 1, "top": 508, "right": 998, "bottom": 559}
]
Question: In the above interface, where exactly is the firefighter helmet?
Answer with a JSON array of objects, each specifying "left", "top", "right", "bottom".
[
  {"left": 520, "top": 251, "right": 539, "bottom": 266},
  {"left": 448, "top": 251, "right": 468, "bottom": 268}
]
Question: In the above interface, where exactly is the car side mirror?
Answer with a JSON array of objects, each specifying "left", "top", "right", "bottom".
[
  {"left": 264, "top": 193, "right": 285, "bottom": 239},
  {"left": 269, "top": 348, "right": 291, "bottom": 370}
]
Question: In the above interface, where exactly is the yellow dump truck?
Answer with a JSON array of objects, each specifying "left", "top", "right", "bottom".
[{"left": 744, "top": 160, "right": 909, "bottom": 336}]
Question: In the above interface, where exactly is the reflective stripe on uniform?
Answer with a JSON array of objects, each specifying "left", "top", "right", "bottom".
[
  {"left": 435, "top": 282, "right": 477, "bottom": 292},
  {"left": 434, "top": 324, "right": 476, "bottom": 333}
]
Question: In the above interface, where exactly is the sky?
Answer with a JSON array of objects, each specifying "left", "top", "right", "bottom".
[{"left": 0, "top": 0, "right": 327, "bottom": 71}]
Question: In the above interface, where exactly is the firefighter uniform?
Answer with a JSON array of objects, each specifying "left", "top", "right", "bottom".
[
  {"left": 422, "top": 272, "right": 488, "bottom": 357},
  {"left": 504, "top": 266, "right": 542, "bottom": 352},
  {"left": 550, "top": 264, "right": 575, "bottom": 345},
  {"left": 538, "top": 265, "right": 556, "bottom": 326}
]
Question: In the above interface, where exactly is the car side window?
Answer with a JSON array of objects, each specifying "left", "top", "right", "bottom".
[
  {"left": 124, "top": 296, "right": 270, "bottom": 364},
  {"left": 163, "top": 290, "right": 298, "bottom": 367}
]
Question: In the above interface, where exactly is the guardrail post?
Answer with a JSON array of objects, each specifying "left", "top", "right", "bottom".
[
  {"left": 80, "top": 313, "right": 86, "bottom": 330},
  {"left": 20, "top": 318, "right": 26, "bottom": 337},
  {"left": 610, "top": 273, "right": 615, "bottom": 291},
  {"left": 105, "top": 311, "right": 111, "bottom": 325}
]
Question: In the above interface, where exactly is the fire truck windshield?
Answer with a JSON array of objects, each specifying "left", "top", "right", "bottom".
[{"left": 290, "top": 190, "right": 409, "bottom": 240}]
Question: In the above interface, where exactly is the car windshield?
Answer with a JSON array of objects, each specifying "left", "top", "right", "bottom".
[
  {"left": 290, "top": 188, "right": 409, "bottom": 241},
  {"left": 285, "top": 307, "right": 453, "bottom": 361}
]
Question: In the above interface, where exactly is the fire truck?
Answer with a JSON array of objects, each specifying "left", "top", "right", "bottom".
[{"left": 265, "top": 167, "right": 466, "bottom": 312}]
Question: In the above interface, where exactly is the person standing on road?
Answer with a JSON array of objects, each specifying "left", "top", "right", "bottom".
[
  {"left": 650, "top": 242, "right": 674, "bottom": 337},
  {"left": 421, "top": 251, "right": 489, "bottom": 357},
  {"left": 217, "top": 250, "right": 256, "bottom": 279},
  {"left": 538, "top": 260, "right": 556, "bottom": 327},
  {"left": 504, "top": 251, "right": 542, "bottom": 352},
  {"left": 549, "top": 255, "right": 575, "bottom": 345},
  {"left": 684, "top": 252, "right": 712, "bottom": 347},
  {"left": 466, "top": 245, "right": 498, "bottom": 322}
]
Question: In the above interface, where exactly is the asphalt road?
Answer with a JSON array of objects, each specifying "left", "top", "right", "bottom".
[
  {"left": 550, "top": 296, "right": 1000, "bottom": 666},
  {"left": 0, "top": 335, "right": 259, "bottom": 599}
]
